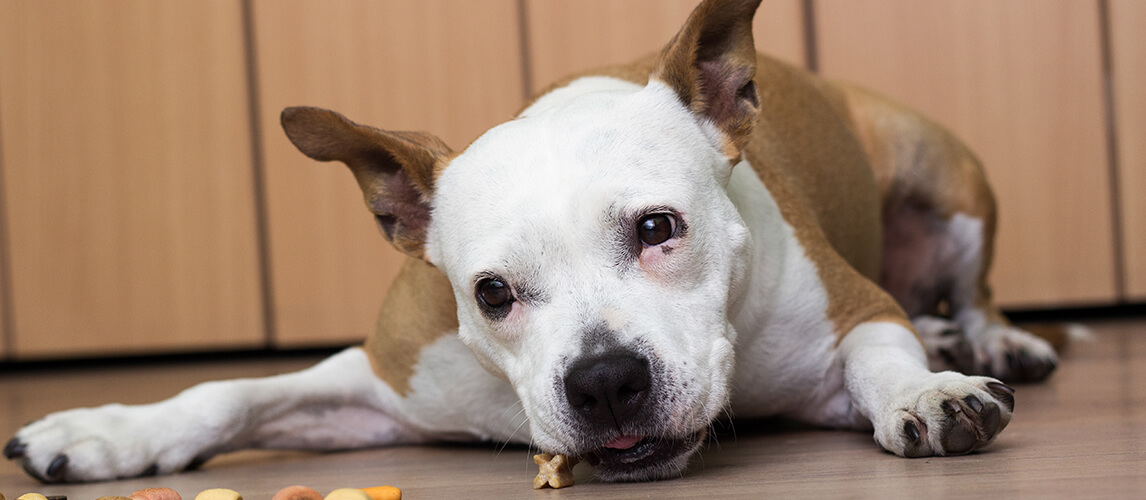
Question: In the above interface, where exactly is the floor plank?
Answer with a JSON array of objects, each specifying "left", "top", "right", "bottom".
[{"left": 0, "top": 321, "right": 1143, "bottom": 498}]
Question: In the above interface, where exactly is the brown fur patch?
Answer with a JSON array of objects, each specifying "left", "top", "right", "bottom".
[
  {"left": 364, "top": 257, "right": 459, "bottom": 396},
  {"left": 739, "top": 55, "right": 913, "bottom": 339}
]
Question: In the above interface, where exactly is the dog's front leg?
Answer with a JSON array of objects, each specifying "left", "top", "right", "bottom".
[
  {"left": 6, "top": 347, "right": 425, "bottom": 483},
  {"left": 839, "top": 321, "right": 1016, "bottom": 457}
]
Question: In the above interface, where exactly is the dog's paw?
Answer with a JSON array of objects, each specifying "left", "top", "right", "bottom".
[
  {"left": 971, "top": 324, "right": 1058, "bottom": 383},
  {"left": 874, "top": 373, "right": 1014, "bottom": 458},
  {"left": 913, "top": 316, "right": 975, "bottom": 373},
  {"left": 5, "top": 404, "right": 211, "bottom": 483}
]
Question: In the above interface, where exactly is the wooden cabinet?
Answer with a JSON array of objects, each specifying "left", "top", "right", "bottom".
[
  {"left": 0, "top": 0, "right": 1140, "bottom": 360},
  {"left": 525, "top": 0, "right": 805, "bottom": 95},
  {"left": 252, "top": 0, "right": 525, "bottom": 347},
  {"left": 0, "top": 0, "right": 264, "bottom": 358},
  {"left": 815, "top": 0, "right": 1116, "bottom": 308},
  {"left": 1110, "top": 0, "right": 1146, "bottom": 301}
]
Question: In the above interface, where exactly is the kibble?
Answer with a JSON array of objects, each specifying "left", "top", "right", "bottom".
[
  {"left": 360, "top": 486, "right": 401, "bottom": 500},
  {"left": 130, "top": 488, "right": 182, "bottom": 500},
  {"left": 323, "top": 489, "right": 370, "bottom": 500},
  {"left": 533, "top": 453, "right": 578, "bottom": 489},
  {"left": 271, "top": 486, "right": 323, "bottom": 500},
  {"left": 192, "top": 489, "right": 241, "bottom": 500},
  {"left": 17, "top": 494, "right": 48, "bottom": 500}
]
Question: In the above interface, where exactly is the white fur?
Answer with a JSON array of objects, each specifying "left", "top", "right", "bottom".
[{"left": 426, "top": 79, "right": 751, "bottom": 455}]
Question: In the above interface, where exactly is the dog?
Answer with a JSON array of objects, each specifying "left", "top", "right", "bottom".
[{"left": 6, "top": 0, "right": 1059, "bottom": 484}]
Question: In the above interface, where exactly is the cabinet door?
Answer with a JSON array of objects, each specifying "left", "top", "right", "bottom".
[
  {"left": 816, "top": 0, "right": 1116, "bottom": 308},
  {"left": 1110, "top": 0, "right": 1146, "bottom": 300},
  {"left": 0, "top": 0, "right": 264, "bottom": 358},
  {"left": 526, "top": 0, "right": 805, "bottom": 95},
  {"left": 253, "top": 0, "right": 524, "bottom": 347}
]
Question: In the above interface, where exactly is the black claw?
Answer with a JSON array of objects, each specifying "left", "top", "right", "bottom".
[
  {"left": 965, "top": 395, "right": 984, "bottom": 414},
  {"left": 46, "top": 454, "right": 68, "bottom": 480},
  {"left": 986, "top": 382, "right": 1016, "bottom": 412},
  {"left": 904, "top": 420, "right": 921, "bottom": 443},
  {"left": 4, "top": 437, "right": 26, "bottom": 459},
  {"left": 940, "top": 328, "right": 962, "bottom": 337},
  {"left": 142, "top": 463, "right": 159, "bottom": 477}
]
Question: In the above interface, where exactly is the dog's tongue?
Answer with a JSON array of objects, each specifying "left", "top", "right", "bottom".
[{"left": 603, "top": 434, "right": 644, "bottom": 450}]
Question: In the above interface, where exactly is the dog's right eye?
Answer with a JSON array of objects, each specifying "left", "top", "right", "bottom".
[{"left": 476, "top": 278, "right": 514, "bottom": 309}]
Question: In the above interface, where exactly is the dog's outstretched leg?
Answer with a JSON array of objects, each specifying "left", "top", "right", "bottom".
[
  {"left": 838, "top": 321, "right": 1015, "bottom": 457},
  {"left": 6, "top": 348, "right": 425, "bottom": 483}
]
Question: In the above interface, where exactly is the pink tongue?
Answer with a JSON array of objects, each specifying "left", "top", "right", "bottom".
[{"left": 603, "top": 435, "right": 644, "bottom": 450}]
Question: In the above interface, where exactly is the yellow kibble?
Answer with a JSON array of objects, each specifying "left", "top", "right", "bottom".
[
  {"left": 323, "top": 489, "right": 370, "bottom": 500},
  {"left": 361, "top": 486, "right": 401, "bottom": 500},
  {"left": 18, "top": 494, "right": 48, "bottom": 500},
  {"left": 130, "top": 487, "right": 183, "bottom": 500},
  {"left": 193, "top": 489, "right": 241, "bottom": 500}
]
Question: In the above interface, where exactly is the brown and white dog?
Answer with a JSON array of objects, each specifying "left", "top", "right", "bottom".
[{"left": 6, "top": 0, "right": 1059, "bottom": 484}]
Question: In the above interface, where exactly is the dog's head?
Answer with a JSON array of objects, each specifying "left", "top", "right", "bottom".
[{"left": 282, "top": 0, "right": 762, "bottom": 481}]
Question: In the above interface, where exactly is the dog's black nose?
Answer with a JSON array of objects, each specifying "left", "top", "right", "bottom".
[{"left": 564, "top": 354, "right": 651, "bottom": 428}]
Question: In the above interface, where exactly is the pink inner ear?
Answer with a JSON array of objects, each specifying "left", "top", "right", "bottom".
[
  {"left": 697, "top": 60, "right": 753, "bottom": 125},
  {"left": 372, "top": 168, "right": 431, "bottom": 243}
]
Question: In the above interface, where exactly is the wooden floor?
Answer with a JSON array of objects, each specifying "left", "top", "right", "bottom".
[{"left": 0, "top": 320, "right": 1143, "bottom": 498}]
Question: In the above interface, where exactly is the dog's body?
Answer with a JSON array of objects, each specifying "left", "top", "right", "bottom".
[{"left": 7, "top": 0, "right": 1058, "bottom": 484}]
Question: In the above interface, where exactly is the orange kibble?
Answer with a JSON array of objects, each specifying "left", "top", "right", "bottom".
[
  {"left": 130, "top": 488, "right": 182, "bottom": 500},
  {"left": 361, "top": 486, "right": 401, "bottom": 500},
  {"left": 95, "top": 497, "right": 132, "bottom": 500},
  {"left": 271, "top": 486, "right": 323, "bottom": 500}
]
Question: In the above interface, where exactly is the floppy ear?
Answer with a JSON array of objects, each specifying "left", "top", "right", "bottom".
[
  {"left": 281, "top": 106, "right": 452, "bottom": 260},
  {"left": 655, "top": 0, "right": 762, "bottom": 160}
]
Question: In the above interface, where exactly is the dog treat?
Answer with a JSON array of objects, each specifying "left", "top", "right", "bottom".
[
  {"left": 130, "top": 488, "right": 182, "bottom": 500},
  {"left": 322, "top": 489, "right": 370, "bottom": 500},
  {"left": 271, "top": 486, "right": 323, "bottom": 500},
  {"left": 533, "top": 453, "right": 578, "bottom": 489},
  {"left": 17, "top": 494, "right": 48, "bottom": 500},
  {"left": 95, "top": 497, "right": 132, "bottom": 500},
  {"left": 192, "top": 489, "right": 241, "bottom": 500},
  {"left": 359, "top": 486, "right": 401, "bottom": 500}
]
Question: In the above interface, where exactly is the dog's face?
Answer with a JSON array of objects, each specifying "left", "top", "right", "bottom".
[
  {"left": 426, "top": 81, "right": 751, "bottom": 480},
  {"left": 282, "top": 0, "right": 764, "bottom": 481}
]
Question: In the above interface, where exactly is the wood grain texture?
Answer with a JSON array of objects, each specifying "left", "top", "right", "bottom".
[
  {"left": 1110, "top": 0, "right": 1146, "bottom": 300},
  {"left": 1, "top": 320, "right": 1142, "bottom": 497},
  {"left": 252, "top": 0, "right": 524, "bottom": 347},
  {"left": 525, "top": 0, "right": 805, "bottom": 95},
  {"left": 0, "top": 0, "right": 264, "bottom": 358},
  {"left": 815, "top": 0, "right": 1116, "bottom": 308}
]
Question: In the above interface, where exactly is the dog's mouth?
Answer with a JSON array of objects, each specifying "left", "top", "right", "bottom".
[{"left": 583, "top": 428, "right": 708, "bottom": 482}]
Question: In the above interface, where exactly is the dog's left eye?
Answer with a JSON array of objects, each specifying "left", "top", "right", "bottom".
[
  {"left": 637, "top": 213, "right": 677, "bottom": 246},
  {"left": 476, "top": 278, "right": 514, "bottom": 309}
]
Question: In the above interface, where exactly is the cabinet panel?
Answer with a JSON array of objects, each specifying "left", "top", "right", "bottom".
[
  {"left": 816, "top": 0, "right": 1115, "bottom": 308},
  {"left": 253, "top": 0, "right": 524, "bottom": 346},
  {"left": 526, "top": 0, "right": 805, "bottom": 95},
  {"left": 1110, "top": 0, "right": 1146, "bottom": 300},
  {"left": 0, "top": 0, "right": 264, "bottom": 357}
]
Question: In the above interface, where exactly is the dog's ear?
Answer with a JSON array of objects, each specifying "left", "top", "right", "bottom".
[
  {"left": 281, "top": 106, "right": 452, "bottom": 260},
  {"left": 655, "top": 0, "right": 762, "bottom": 160}
]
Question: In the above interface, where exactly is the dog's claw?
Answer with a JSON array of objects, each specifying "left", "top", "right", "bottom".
[
  {"left": 965, "top": 395, "right": 983, "bottom": 413},
  {"left": 986, "top": 382, "right": 1016, "bottom": 412},
  {"left": 903, "top": 420, "right": 921, "bottom": 443},
  {"left": 4, "top": 437, "right": 26, "bottom": 459},
  {"left": 46, "top": 454, "right": 68, "bottom": 481}
]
